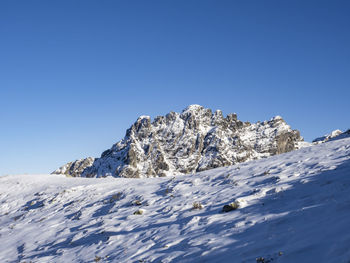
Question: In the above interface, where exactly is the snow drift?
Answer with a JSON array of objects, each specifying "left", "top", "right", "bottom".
[{"left": 1, "top": 136, "right": 350, "bottom": 262}]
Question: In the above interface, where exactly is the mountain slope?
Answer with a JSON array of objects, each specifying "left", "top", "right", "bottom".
[
  {"left": 313, "top": 129, "right": 350, "bottom": 144},
  {"left": 1, "top": 137, "right": 350, "bottom": 262},
  {"left": 53, "top": 105, "right": 304, "bottom": 178}
]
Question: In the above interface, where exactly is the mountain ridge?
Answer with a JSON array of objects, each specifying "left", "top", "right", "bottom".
[{"left": 53, "top": 105, "right": 304, "bottom": 178}]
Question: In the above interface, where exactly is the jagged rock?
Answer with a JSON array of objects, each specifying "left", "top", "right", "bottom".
[
  {"left": 52, "top": 105, "right": 304, "bottom": 178},
  {"left": 52, "top": 157, "right": 95, "bottom": 177}
]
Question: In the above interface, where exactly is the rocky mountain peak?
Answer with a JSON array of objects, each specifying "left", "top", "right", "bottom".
[
  {"left": 181, "top": 104, "right": 206, "bottom": 114},
  {"left": 52, "top": 105, "right": 304, "bottom": 178}
]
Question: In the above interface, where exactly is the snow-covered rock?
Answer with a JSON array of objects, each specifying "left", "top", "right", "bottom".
[
  {"left": 53, "top": 105, "right": 304, "bottom": 178},
  {"left": 2, "top": 136, "right": 350, "bottom": 262},
  {"left": 313, "top": 129, "right": 350, "bottom": 144},
  {"left": 52, "top": 157, "right": 95, "bottom": 178}
]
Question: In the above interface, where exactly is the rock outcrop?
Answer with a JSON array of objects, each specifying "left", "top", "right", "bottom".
[
  {"left": 52, "top": 157, "right": 95, "bottom": 177},
  {"left": 52, "top": 105, "right": 304, "bottom": 178}
]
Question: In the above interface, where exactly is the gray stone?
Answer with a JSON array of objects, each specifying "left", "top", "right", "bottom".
[{"left": 52, "top": 105, "right": 304, "bottom": 178}]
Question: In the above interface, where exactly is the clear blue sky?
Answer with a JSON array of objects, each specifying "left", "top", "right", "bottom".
[{"left": 1, "top": 0, "right": 349, "bottom": 175}]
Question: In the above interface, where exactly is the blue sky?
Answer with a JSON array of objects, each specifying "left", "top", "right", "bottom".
[{"left": 1, "top": 0, "right": 349, "bottom": 175}]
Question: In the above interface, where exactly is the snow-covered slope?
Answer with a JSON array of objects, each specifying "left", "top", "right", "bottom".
[
  {"left": 53, "top": 105, "right": 303, "bottom": 178},
  {"left": 313, "top": 129, "right": 350, "bottom": 144},
  {"left": 1, "top": 137, "right": 350, "bottom": 262}
]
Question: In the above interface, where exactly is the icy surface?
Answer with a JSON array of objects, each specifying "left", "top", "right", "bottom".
[{"left": 1, "top": 137, "right": 350, "bottom": 262}]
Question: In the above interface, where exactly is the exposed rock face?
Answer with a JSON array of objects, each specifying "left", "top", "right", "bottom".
[
  {"left": 52, "top": 157, "right": 95, "bottom": 177},
  {"left": 52, "top": 105, "right": 304, "bottom": 178}
]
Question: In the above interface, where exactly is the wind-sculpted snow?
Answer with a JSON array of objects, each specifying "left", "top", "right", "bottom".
[
  {"left": 53, "top": 105, "right": 303, "bottom": 178},
  {"left": 2, "top": 137, "right": 350, "bottom": 262}
]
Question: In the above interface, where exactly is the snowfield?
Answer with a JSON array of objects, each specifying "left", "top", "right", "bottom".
[{"left": 1, "top": 137, "right": 350, "bottom": 263}]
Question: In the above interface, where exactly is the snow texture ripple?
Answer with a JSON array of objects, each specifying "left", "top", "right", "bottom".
[{"left": 1, "top": 137, "right": 350, "bottom": 262}]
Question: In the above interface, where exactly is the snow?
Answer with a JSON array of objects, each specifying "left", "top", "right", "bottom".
[
  {"left": 181, "top": 104, "right": 203, "bottom": 113},
  {"left": 271, "top": 115, "right": 283, "bottom": 121},
  {"left": 54, "top": 105, "right": 304, "bottom": 178},
  {"left": 138, "top": 115, "right": 151, "bottom": 120},
  {"left": 313, "top": 129, "right": 347, "bottom": 144},
  {"left": 1, "top": 137, "right": 350, "bottom": 262},
  {"left": 330, "top": 129, "right": 343, "bottom": 137}
]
